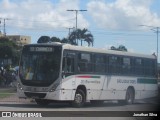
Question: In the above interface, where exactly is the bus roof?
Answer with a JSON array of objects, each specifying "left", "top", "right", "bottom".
[
  {"left": 63, "top": 44, "right": 156, "bottom": 59},
  {"left": 25, "top": 43, "right": 156, "bottom": 59}
]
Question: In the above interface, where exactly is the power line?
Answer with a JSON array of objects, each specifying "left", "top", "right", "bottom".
[
  {"left": 93, "top": 32, "right": 154, "bottom": 37},
  {"left": 10, "top": 17, "right": 76, "bottom": 23},
  {"left": 66, "top": 27, "right": 75, "bottom": 37},
  {"left": 67, "top": 9, "right": 87, "bottom": 45}
]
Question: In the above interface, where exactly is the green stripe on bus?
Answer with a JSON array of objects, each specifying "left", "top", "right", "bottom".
[
  {"left": 76, "top": 76, "right": 101, "bottom": 79},
  {"left": 92, "top": 76, "right": 101, "bottom": 78},
  {"left": 137, "top": 78, "right": 157, "bottom": 84}
]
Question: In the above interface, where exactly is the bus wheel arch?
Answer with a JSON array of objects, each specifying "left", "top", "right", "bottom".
[{"left": 72, "top": 85, "right": 87, "bottom": 107}]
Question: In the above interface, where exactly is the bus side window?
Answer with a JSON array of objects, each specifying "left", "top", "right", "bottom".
[
  {"left": 95, "top": 54, "right": 105, "bottom": 73},
  {"left": 77, "top": 53, "right": 92, "bottom": 72},
  {"left": 62, "top": 57, "right": 74, "bottom": 73},
  {"left": 67, "top": 57, "right": 74, "bottom": 73}
]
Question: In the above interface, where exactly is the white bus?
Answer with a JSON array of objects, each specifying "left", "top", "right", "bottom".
[{"left": 17, "top": 43, "right": 158, "bottom": 107}]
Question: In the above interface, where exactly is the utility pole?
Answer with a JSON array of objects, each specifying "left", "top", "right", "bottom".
[
  {"left": 140, "top": 25, "right": 160, "bottom": 62},
  {"left": 66, "top": 27, "right": 75, "bottom": 37},
  {"left": 67, "top": 9, "right": 87, "bottom": 45},
  {"left": 0, "top": 19, "right": 1, "bottom": 34},
  {"left": 3, "top": 18, "right": 10, "bottom": 36},
  {"left": 0, "top": 18, "right": 10, "bottom": 36},
  {"left": 152, "top": 27, "right": 160, "bottom": 62}
]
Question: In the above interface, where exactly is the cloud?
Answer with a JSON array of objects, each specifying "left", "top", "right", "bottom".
[
  {"left": 0, "top": 0, "right": 89, "bottom": 30},
  {"left": 87, "top": 0, "right": 160, "bottom": 30}
]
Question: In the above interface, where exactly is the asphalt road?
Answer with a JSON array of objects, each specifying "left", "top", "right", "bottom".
[{"left": 0, "top": 95, "right": 159, "bottom": 120}]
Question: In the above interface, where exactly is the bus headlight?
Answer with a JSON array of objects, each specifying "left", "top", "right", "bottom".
[
  {"left": 17, "top": 82, "right": 23, "bottom": 90},
  {"left": 50, "top": 83, "right": 59, "bottom": 92}
]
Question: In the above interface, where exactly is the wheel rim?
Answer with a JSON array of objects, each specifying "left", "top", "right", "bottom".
[
  {"left": 126, "top": 91, "right": 133, "bottom": 104},
  {"left": 75, "top": 93, "right": 83, "bottom": 104}
]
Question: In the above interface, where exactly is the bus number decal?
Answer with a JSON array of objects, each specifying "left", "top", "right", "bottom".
[{"left": 117, "top": 79, "right": 136, "bottom": 84}]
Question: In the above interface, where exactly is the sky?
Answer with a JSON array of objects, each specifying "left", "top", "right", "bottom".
[{"left": 0, "top": 0, "right": 160, "bottom": 60}]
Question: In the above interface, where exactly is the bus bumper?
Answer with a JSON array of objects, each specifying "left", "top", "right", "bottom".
[{"left": 17, "top": 89, "right": 75, "bottom": 101}]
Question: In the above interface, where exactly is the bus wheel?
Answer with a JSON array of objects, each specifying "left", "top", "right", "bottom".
[
  {"left": 72, "top": 89, "right": 85, "bottom": 108},
  {"left": 35, "top": 99, "right": 50, "bottom": 106},
  {"left": 125, "top": 88, "right": 134, "bottom": 104},
  {"left": 118, "top": 88, "right": 134, "bottom": 105}
]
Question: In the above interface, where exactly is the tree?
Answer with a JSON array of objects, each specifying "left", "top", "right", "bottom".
[
  {"left": 0, "top": 37, "right": 15, "bottom": 58},
  {"left": 118, "top": 45, "right": 127, "bottom": 52},
  {"left": 110, "top": 45, "right": 127, "bottom": 52},
  {"left": 111, "top": 46, "right": 117, "bottom": 51},
  {"left": 69, "top": 28, "right": 94, "bottom": 46},
  {"left": 0, "top": 37, "right": 21, "bottom": 66},
  {"left": 36, "top": 29, "right": 94, "bottom": 46},
  {"left": 37, "top": 36, "right": 63, "bottom": 43},
  {"left": 61, "top": 38, "right": 69, "bottom": 43},
  {"left": 50, "top": 37, "right": 61, "bottom": 42},
  {"left": 0, "top": 46, "right": 13, "bottom": 58},
  {"left": 68, "top": 30, "right": 77, "bottom": 45},
  {"left": 37, "top": 36, "right": 50, "bottom": 43}
]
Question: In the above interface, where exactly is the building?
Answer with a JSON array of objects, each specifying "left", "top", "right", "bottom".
[
  {"left": 0, "top": 31, "right": 3, "bottom": 37},
  {"left": 7, "top": 35, "right": 31, "bottom": 46}
]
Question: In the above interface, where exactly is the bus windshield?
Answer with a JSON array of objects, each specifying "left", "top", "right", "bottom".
[{"left": 19, "top": 45, "right": 62, "bottom": 87}]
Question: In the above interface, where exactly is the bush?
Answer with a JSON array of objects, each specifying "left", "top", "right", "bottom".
[{"left": 0, "top": 75, "right": 5, "bottom": 86}]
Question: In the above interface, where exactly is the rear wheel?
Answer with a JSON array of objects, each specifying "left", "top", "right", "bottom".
[
  {"left": 72, "top": 89, "right": 86, "bottom": 108},
  {"left": 35, "top": 99, "right": 50, "bottom": 106},
  {"left": 125, "top": 88, "right": 134, "bottom": 104},
  {"left": 118, "top": 88, "right": 134, "bottom": 105}
]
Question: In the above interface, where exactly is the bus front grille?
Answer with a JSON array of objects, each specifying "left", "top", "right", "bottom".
[{"left": 24, "top": 92, "right": 46, "bottom": 99}]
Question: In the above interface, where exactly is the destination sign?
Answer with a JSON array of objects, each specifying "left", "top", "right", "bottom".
[{"left": 29, "top": 47, "right": 53, "bottom": 52}]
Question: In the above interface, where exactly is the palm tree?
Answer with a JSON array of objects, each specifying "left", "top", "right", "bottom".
[
  {"left": 69, "top": 28, "right": 94, "bottom": 46},
  {"left": 68, "top": 30, "right": 77, "bottom": 45},
  {"left": 83, "top": 31, "right": 94, "bottom": 46}
]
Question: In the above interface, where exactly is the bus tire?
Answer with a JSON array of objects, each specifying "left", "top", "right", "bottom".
[
  {"left": 72, "top": 89, "right": 85, "bottom": 108},
  {"left": 125, "top": 88, "right": 134, "bottom": 104},
  {"left": 118, "top": 88, "right": 134, "bottom": 105},
  {"left": 35, "top": 99, "right": 50, "bottom": 106}
]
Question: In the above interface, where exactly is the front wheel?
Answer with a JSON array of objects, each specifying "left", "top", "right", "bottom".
[{"left": 72, "top": 89, "right": 86, "bottom": 108}]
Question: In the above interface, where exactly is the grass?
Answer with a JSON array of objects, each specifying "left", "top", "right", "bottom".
[
  {"left": 0, "top": 88, "right": 16, "bottom": 99},
  {"left": 0, "top": 93, "right": 13, "bottom": 98}
]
